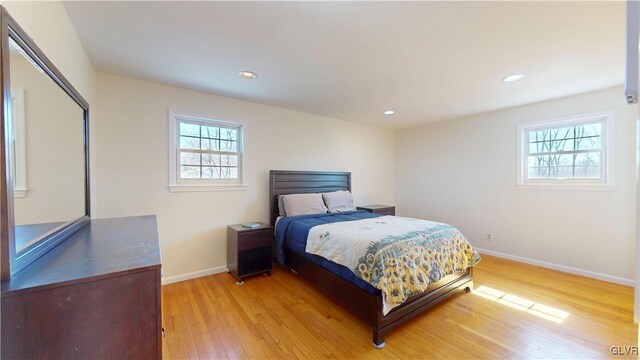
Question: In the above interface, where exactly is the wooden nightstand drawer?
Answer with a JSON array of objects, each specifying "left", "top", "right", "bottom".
[
  {"left": 357, "top": 205, "right": 395, "bottom": 216},
  {"left": 227, "top": 223, "right": 274, "bottom": 284},
  {"left": 238, "top": 230, "right": 272, "bottom": 251}
]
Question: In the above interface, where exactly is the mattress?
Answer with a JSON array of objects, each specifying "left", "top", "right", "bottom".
[{"left": 275, "top": 210, "right": 382, "bottom": 295}]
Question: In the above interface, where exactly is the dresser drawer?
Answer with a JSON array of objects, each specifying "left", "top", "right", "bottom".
[{"left": 238, "top": 230, "right": 273, "bottom": 251}]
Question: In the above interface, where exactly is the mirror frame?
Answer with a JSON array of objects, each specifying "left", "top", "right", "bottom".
[{"left": 0, "top": 6, "right": 91, "bottom": 279}]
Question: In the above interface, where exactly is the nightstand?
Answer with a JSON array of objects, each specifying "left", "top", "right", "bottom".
[
  {"left": 356, "top": 205, "right": 396, "bottom": 216},
  {"left": 227, "top": 223, "right": 274, "bottom": 285}
]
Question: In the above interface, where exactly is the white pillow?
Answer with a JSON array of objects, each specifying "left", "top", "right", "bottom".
[
  {"left": 322, "top": 190, "right": 356, "bottom": 213},
  {"left": 282, "top": 193, "right": 328, "bottom": 216}
]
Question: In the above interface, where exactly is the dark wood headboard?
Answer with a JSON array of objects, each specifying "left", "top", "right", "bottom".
[{"left": 269, "top": 170, "right": 351, "bottom": 225}]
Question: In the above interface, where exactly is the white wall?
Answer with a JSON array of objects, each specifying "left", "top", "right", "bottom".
[
  {"left": 95, "top": 73, "right": 395, "bottom": 279},
  {"left": 396, "top": 86, "right": 637, "bottom": 282}
]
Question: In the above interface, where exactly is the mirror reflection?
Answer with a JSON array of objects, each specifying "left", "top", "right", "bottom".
[{"left": 9, "top": 37, "right": 86, "bottom": 254}]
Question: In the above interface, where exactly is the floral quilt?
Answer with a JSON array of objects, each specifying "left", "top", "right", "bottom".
[{"left": 305, "top": 216, "right": 480, "bottom": 314}]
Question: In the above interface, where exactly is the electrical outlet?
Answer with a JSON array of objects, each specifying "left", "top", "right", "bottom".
[{"left": 486, "top": 233, "right": 493, "bottom": 241}]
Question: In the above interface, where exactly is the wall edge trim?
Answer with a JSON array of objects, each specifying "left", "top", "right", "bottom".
[{"left": 476, "top": 247, "right": 633, "bottom": 286}]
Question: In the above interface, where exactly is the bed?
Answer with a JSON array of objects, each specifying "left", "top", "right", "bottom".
[{"left": 270, "top": 170, "right": 477, "bottom": 348}]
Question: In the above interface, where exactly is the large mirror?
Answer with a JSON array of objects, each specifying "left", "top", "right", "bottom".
[
  {"left": 1, "top": 8, "right": 90, "bottom": 278},
  {"left": 9, "top": 38, "right": 86, "bottom": 252}
]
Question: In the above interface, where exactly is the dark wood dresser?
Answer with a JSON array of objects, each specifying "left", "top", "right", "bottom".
[{"left": 1, "top": 215, "right": 162, "bottom": 360}]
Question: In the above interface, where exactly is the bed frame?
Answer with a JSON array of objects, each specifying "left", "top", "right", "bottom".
[{"left": 269, "top": 170, "right": 473, "bottom": 348}]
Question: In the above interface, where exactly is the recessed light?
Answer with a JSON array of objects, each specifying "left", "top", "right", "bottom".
[
  {"left": 239, "top": 71, "right": 257, "bottom": 80},
  {"left": 503, "top": 74, "right": 524, "bottom": 82},
  {"left": 383, "top": 110, "right": 395, "bottom": 115}
]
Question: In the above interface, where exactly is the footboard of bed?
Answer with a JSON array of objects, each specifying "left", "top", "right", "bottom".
[
  {"left": 283, "top": 248, "right": 474, "bottom": 348},
  {"left": 372, "top": 268, "right": 473, "bottom": 348}
]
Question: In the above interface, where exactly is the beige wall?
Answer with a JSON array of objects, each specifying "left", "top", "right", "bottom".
[
  {"left": 396, "top": 86, "right": 637, "bottom": 282},
  {"left": 95, "top": 73, "right": 396, "bottom": 279}
]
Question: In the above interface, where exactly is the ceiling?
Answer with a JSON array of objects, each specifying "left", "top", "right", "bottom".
[{"left": 63, "top": 1, "right": 625, "bottom": 129}]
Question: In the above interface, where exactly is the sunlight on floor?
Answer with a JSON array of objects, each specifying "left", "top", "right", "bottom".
[{"left": 472, "top": 285, "right": 570, "bottom": 324}]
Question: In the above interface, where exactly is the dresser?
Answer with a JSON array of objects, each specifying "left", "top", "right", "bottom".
[{"left": 1, "top": 216, "right": 162, "bottom": 360}]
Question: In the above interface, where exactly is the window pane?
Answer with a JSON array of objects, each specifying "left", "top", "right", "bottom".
[
  {"left": 202, "top": 166, "right": 219, "bottom": 179},
  {"left": 201, "top": 138, "right": 220, "bottom": 151},
  {"left": 219, "top": 140, "right": 237, "bottom": 152},
  {"left": 531, "top": 139, "right": 576, "bottom": 154},
  {"left": 180, "top": 122, "right": 200, "bottom": 137},
  {"left": 202, "top": 126, "right": 219, "bottom": 139},
  {"left": 220, "top": 128, "right": 238, "bottom": 141},
  {"left": 576, "top": 134, "right": 601, "bottom": 150},
  {"left": 551, "top": 154, "right": 572, "bottom": 177},
  {"left": 180, "top": 152, "right": 200, "bottom": 166},
  {"left": 528, "top": 124, "right": 602, "bottom": 154},
  {"left": 528, "top": 154, "right": 572, "bottom": 178},
  {"left": 528, "top": 152, "right": 601, "bottom": 179},
  {"left": 229, "top": 167, "right": 238, "bottom": 179},
  {"left": 202, "top": 154, "right": 221, "bottom": 166},
  {"left": 529, "top": 129, "right": 551, "bottom": 144},
  {"left": 220, "top": 155, "right": 238, "bottom": 167},
  {"left": 529, "top": 140, "right": 547, "bottom": 154},
  {"left": 551, "top": 138, "right": 574, "bottom": 152},
  {"left": 552, "top": 165, "right": 574, "bottom": 178},
  {"left": 181, "top": 166, "right": 200, "bottom": 179},
  {"left": 528, "top": 165, "right": 549, "bottom": 178},
  {"left": 575, "top": 152, "right": 600, "bottom": 166},
  {"left": 551, "top": 126, "right": 573, "bottom": 141},
  {"left": 528, "top": 156, "right": 540, "bottom": 168},
  {"left": 582, "top": 122, "right": 601, "bottom": 136},
  {"left": 180, "top": 136, "right": 200, "bottom": 150},
  {"left": 218, "top": 167, "right": 238, "bottom": 179},
  {"left": 575, "top": 165, "right": 601, "bottom": 178},
  {"left": 556, "top": 154, "right": 573, "bottom": 167}
]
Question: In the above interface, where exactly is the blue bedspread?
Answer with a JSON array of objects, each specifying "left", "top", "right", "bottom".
[{"left": 275, "top": 211, "right": 382, "bottom": 294}]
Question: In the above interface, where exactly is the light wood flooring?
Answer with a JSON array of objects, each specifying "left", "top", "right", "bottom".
[{"left": 161, "top": 254, "right": 637, "bottom": 359}]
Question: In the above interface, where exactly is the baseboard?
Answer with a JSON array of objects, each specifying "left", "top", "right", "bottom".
[
  {"left": 475, "top": 248, "right": 634, "bottom": 286},
  {"left": 160, "top": 251, "right": 634, "bottom": 287},
  {"left": 161, "top": 265, "right": 228, "bottom": 285}
]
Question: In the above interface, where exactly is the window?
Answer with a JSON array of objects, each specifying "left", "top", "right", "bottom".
[
  {"left": 169, "top": 111, "right": 246, "bottom": 192},
  {"left": 517, "top": 111, "right": 614, "bottom": 189},
  {"left": 10, "top": 88, "right": 26, "bottom": 197}
]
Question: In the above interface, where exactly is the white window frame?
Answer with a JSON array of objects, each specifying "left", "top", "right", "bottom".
[
  {"left": 517, "top": 110, "right": 615, "bottom": 191},
  {"left": 168, "top": 110, "right": 247, "bottom": 192},
  {"left": 10, "top": 88, "right": 27, "bottom": 198}
]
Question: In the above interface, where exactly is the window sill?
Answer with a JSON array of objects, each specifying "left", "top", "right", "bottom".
[
  {"left": 169, "top": 183, "right": 248, "bottom": 193},
  {"left": 14, "top": 188, "right": 27, "bottom": 198},
  {"left": 516, "top": 183, "right": 615, "bottom": 191}
]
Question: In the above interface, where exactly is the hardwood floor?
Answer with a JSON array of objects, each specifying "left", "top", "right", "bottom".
[{"left": 162, "top": 254, "right": 637, "bottom": 359}]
